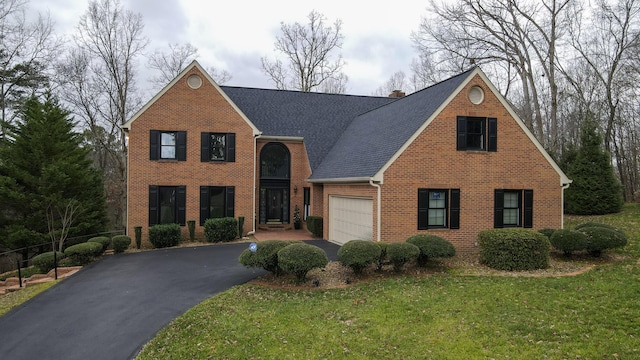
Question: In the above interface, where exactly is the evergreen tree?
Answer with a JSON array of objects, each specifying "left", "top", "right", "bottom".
[
  {"left": 0, "top": 94, "right": 107, "bottom": 258},
  {"left": 565, "top": 117, "right": 623, "bottom": 215}
]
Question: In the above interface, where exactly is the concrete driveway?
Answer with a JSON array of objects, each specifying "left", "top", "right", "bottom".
[{"left": 0, "top": 240, "right": 339, "bottom": 360}]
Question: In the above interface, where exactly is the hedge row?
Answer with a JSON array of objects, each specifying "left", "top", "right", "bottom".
[
  {"left": 541, "top": 222, "right": 627, "bottom": 257},
  {"left": 239, "top": 241, "right": 328, "bottom": 283},
  {"left": 478, "top": 229, "right": 550, "bottom": 271}
]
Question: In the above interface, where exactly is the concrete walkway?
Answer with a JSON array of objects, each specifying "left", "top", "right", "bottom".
[{"left": 0, "top": 240, "right": 339, "bottom": 360}]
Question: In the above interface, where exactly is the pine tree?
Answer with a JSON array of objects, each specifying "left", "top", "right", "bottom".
[
  {"left": 0, "top": 94, "right": 107, "bottom": 257},
  {"left": 565, "top": 117, "right": 623, "bottom": 215}
]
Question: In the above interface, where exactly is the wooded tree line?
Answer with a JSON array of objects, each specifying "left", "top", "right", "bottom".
[{"left": 0, "top": 0, "right": 637, "bottom": 236}]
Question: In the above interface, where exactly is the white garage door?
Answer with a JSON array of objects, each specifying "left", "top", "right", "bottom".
[{"left": 329, "top": 196, "right": 373, "bottom": 245}]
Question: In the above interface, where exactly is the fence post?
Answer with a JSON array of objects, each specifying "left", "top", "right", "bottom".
[{"left": 17, "top": 259, "right": 22, "bottom": 288}]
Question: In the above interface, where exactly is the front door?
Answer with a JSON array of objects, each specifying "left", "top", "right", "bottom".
[{"left": 267, "top": 189, "right": 283, "bottom": 223}]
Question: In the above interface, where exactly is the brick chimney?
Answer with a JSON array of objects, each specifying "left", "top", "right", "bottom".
[{"left": 389, "top": 89, "right": 405, "bottom": 98}]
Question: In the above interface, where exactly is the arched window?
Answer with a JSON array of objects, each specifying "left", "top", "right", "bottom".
[{"left": 260, "top": 143, "right": 290, "bottom": 179}]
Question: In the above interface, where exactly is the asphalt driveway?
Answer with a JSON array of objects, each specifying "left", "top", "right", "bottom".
[{"left": 0, "top": 240, "right": 339, "bottom": 360}]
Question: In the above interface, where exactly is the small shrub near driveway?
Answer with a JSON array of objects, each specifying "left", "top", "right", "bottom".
[
  {"left": 306, "top": 216, "right": 323, "bottom": 237},
  {"left": 31, "top": 251, "right": 65, "bottom": 273},
  {"left": 111, "top": 235, "right": 132, "bottom": 254},
  {"left": 549, "top": 229, "right": 588, "bottom": 256},
  {"left": 87, "top": 236, "right": 111, "bottom": 253},
  {"left": 386, "top": 242, "right": 420, "bottom": 271},
  {"left": 478, "top": 229, "right": 550, "bottom": 271},
  {"left": 238, "top": 240, "right": 292, "bottom": 276},
  {"left": 64, "top": 242, "right": 103, "bottom": 266},
  {"left": 204, "top": 217, "right": 238, "bottom": 243},
  {"left": 577, "top": 226, "right": 627, "bottom": 257},
  {"left": 149, "top": 224, "right": 181, "bottom": 248},
  {"left": 277, "top": 243, "right": 328, "bottom": 283},
  {"left": 337, "top": 240, "right": 381, "bottom": 275},
  {"left": 406, "top": 234, "right": 456, "bottom": 266}
]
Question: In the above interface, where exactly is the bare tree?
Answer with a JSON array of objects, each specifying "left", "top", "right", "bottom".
[
  {"left": 148, "top": 42, "right": 198, "bottom": 89},
  {"left": 261, "top": 10, "right": 347, "bottom": 92},
  {"left": 207, "top": 66, "right": 232, "bottom": 85},
  {"left": 372, "top": 71, "right": 411, "bottom": 96},
  {"left": 0, "top": 0, "right": 60, "bottom": 139},
  {"left": 57, "top": 0, "right": 148, "bottom": 229},
  {"left": 47, "top": 200, "right": 81, "bottom": 252}
]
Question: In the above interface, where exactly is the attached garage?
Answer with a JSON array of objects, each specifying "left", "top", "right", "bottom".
[{"left": 328, "top": 196, "right": 373, "bottom": 245}]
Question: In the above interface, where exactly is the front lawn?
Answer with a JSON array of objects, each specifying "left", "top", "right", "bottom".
[{"left": 137, "top": 204, "right": 640, "bottom": 359}]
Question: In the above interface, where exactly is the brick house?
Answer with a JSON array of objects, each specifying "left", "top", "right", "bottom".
[{"left": 123, "top": 61, "right": 570, "bottom": 252}]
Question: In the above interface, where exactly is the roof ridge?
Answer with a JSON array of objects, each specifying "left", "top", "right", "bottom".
[{"left": 219, "top": 85, "right": 396, "bottom": 100}]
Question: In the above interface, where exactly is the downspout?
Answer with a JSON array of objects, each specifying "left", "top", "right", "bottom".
[
  {"left": 369, "top": 179, "right": 381, "bottom": 242},
  {"left": 247, "top": 133, "right": 259, "bottom": 235},
  {"left": 561, "top": 183, "right": 571, "bottom": 229}
]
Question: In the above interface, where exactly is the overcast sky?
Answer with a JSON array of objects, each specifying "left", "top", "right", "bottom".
[{"left": 30, "top": 0, "right": 437, "bottom": 97}]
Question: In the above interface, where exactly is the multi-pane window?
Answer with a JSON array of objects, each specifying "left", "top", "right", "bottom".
[
  {"left": 503, "top": 191, "right": 521, "bottom": 227},
  {"left": 199, "top": 186, "right": 235, "bottom": 225},
  {"left": 149, "top": 185, "right": 186, "bottom": 226},
  {"left": 494, "top": 189, "right": 533, "bottom": 228},
  {"left": 457, "top": 116, "right": 497, "bottom": 152},
  {"left": 150, "top": 130, "right": 186, "bottom": 161},
  {"left": 160, "top": 132, "right": 176, "bottom": 159},
  {"left": 201, "top": 132, "right": 235, "bottom": 162},
  {"left": 418, "top": 189, "right": 460, "bottom": 230}
]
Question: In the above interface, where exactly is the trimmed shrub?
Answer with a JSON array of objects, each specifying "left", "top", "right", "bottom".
[
  {"left": 238, "top": 240, "right": 292, "bottom": 276},
  {"left": 88, "top": 236, "right": 111, "bottom": 253},
  {"left": 64, "top": 242, "right": 103, "bottom": 266},
  {"left": 578, "top": 226, "right": 627, "bottom": 257},
  {"left": 306, "top": 216, "right": 323, "bottom": 238},
  {"left": 277, "top": 243, "right": 328, "bottom": 283},
  {"left": 387, "top": 242, "right": 420, "bottom": 271},
  {"left": 549, "top": 229, "right": 588, "bottom": 256},
  {"left": 406, "top": 234, "right": 456, "bottom": 266},
  {"left": 538, "top": 228, "right": 556, "bottom": 239},
  {"left": 111, "top": 235, "right": 131, "bottom": 254},
  {"left": 478, "top": 229, "right": 550, "bottom": 271},
  {"left": 574, "top": 222, "right": 621, "bottom": 232},
  {"left": 376, "top": 242, "right": 389, "bottom": 271},
  {"left": 31, "top": 251, "right": 65, "bottom": 273},
  {"left": 149, "top": 224, "right": 181, "bottom": 248},
  {"left": 337, "top": 240, "right": 381, "bottom": 275},
  {"left": 204, "top": 217, "right": 238, "bottom": 243}
]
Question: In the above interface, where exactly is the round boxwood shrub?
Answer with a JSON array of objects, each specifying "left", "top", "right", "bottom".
[
  {"left": 578, "top": 226, "right": 627, "bottom": 257},
  {"left": 478, "top": 229, "right": 550, "bottom": 271},
  {"left": 64, "top": 242, "right": 103, "bottom": 266},
  {"left": 387, "top": 242, "right": 420, "bottom": 271},
  {"left": 111, "top": 235, "right": 131, "bottom": 254},
  {"left": 88, "top": 236, "right": 111, "bottom": 253},
  {"left": 538, "top": 228, "right": 556, "bottom": 239},
  {"left": 31, "top": 251, "right": 65, "bottom": 273},
  {"left": 149, "top": 224, "right": 181, "bottom": 248},
  {"left": 337, "top": 240, "right": 381, "bottom": 275},
  {"left": 204, "top": 217, "right": 238, "bottom": 243},
  {"left": 238, "top": 240, "right": 292, "bottom": 276},
  {"left": 406, "top": 234, "right": 456, "bottom": 266},
  {"left": 277, "top": 243, "right": 328, "bottom": 283},
  {"left": 549, "top": 229, "right": 588, "bottom": 256}
]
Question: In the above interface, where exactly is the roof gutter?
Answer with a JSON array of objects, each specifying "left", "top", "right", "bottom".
[
  {"left": 257, "top": 135, "right": 304, "bottom": 142},
  {"left": 307, "top": 176, "right": 378, "bottom": 184}
]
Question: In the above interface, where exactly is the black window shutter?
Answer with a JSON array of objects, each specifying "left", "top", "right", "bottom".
[
  {"left": 150, "top": 130, "right": 159, "bottom": 160},
  {"left": 176, "top": 131, "right": 187, "bottom": 161},
  {"left": 450, "top": 189, "right": 460, "bottom": 229},
  {"left": 523, "top": 189, "right": 533, "bottom": 228},
  {"left": 200, "top": 186, "right": 210, "bottom": 225},
  {"left": 149, "top": 185, "right": 159, "bottom": 226},
  {"left": 201, "top": 132, "right": 210, "bottom": 162},
  {"left": 417, "top": 189, "right": 429, "bottom": 230},
  {"left": 176, "top": 186, "right": 186, "bottom": 226},
  {"left": 488, "top": 118, "right": 497, "bottom": 152},
  {"left": 494, "top": 189, "right": 504, "bottom": 228},
  {"left": 456, "top": 117, "right": 467, "bottom": 150},
  {"left": 226, "top": 133, "right": 236, "bottom": 162},
  {"left": 226, "top": 186, "right": 235, "bottom": 218}
]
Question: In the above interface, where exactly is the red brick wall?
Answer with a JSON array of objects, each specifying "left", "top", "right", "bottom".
[
  {"left": 127, "top": 67, "right": 256, "bottom": 246},
  {"left": 380, "top": 74, "right": 564, "bottom": 253}
]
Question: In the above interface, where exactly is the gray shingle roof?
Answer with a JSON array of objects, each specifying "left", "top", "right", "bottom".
[
  {"left": 309, "top": 68, "right": 474, "bottom": 180},
  {"left": 220, "top": 87, "right": 396, "bottom": 170}
]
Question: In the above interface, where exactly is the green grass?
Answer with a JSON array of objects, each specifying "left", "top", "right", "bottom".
[
  {"left": 138, "top": 204, "right": 640, "bottom": 359},
  {"left": 0, "top": 282, "right": 57, "bottom": 316}
]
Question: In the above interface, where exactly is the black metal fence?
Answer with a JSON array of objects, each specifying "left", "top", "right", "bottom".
[{"left": 0, "top": 230, "right": 125, "bottom": 275}]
